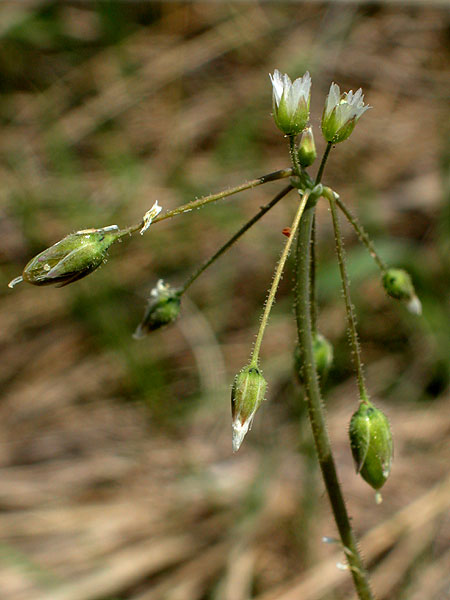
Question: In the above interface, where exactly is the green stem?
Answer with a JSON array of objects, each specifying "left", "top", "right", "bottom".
[
  {"left": 251, "top": 189, "right": 310, "bottom": 366},
  {"left": 179, "top": 184, "right": 294, "bottom": 295},
  {"left": 294, "top": 205, "right": 375, "bottom": 600},
  {"left": 119, "top": 168, "right": 293, "bottom": 236},
  {"left": 309, "top": 213, "right": 318, "bottom": 334},
  {"left": 154, "top": 168, "right": 293, "bottom": 224},
  {"left": 289, "top": 135, "right": 302, "bottom": 178},
  {"left": 328, "top": 195, "right": 371, "bottom": 403},
  {"left": 315, "top": 141, "right": 332, "bottom": 184},
  {"left": 335, "top": 196, "right": 387, "bottom": 272}
]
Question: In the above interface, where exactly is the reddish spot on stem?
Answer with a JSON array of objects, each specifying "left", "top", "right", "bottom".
[{"left": 282, "top": 227, "right": 291, "bottom": 238}]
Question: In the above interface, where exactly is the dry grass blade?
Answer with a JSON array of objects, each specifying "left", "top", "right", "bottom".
[{"left": 254, "top": 475, "right": 450, "bottom": 600}]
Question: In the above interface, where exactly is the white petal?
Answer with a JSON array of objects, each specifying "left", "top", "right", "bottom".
[
  {"left": 270, "top": 69, "right": 285, "bottom": 106},
  {"left": 325, "top": 82, "right": 340, "bottom": 116}
]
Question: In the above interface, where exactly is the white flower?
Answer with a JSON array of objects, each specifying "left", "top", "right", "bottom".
[
  {"left": 269, "top": 69, "right": 311, "bottom": 135},
  {"left": 322, "top": 82, "right": 371, "bottom": 143}
]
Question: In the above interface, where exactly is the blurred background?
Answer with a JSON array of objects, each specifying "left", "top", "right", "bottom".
[{"left": 1, "top": 2, "right": 449, "bottom": 599}]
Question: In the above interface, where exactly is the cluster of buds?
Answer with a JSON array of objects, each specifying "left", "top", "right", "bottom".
[{"left": 270, "top": 69, "right": 370, "bottom": 148}]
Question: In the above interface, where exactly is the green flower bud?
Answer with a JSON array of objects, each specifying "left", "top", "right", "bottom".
[
  {"left": 349, "top": 402, "right": 393, "bottom": 490},
  {"left": 231, "top": 364, "right": 267, "bottom": 452},
  {"left": 270, "top": 70, "right": 311, "bottom": 136},
  {"left": 295, "top": 333, "right": 334, "bottom": 383},
  {"left": 382, "top": 268, "right": 422, "bottom": 315},
  {"left": 297, "top": 126, "right": 317, "bottom": 167},
  {"left": 133, "top": 280, "right": 181, "bottom": 339},
  {"left": 11, "top": 225, "right": 121, "bottom": 288},
  {"left": 321, "top": 83, "right": 370, "bottom": 144}
]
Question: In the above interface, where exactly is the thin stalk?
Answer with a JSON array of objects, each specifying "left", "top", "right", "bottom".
[
  {"left": 328, "top": 195, "right": 370, "bottom": 403},
  {"left": 294, "top": 205, "right": 375, "bottom": 600},
  {"left": 118, "top": 168, "right": 293, "bottom": 236},
  {"left": 251, "top": 190, "right": 310, "bottom": 366},
  {"left": 315, "top": 141, "right": 332, "bottom": 184},
  {"left": 335, "top": 196, "right": 387, "bottom": 272},
  {"left": 179, "top": 184, "right": 294, "bottom": 295},
  {"left": 154, "top": 168, "right": 293, "bottom": 224}
]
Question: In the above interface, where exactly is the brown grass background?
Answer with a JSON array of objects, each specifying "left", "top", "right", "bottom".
[{"left": 0, "top": 2, "right": 449, "bottom": 599}]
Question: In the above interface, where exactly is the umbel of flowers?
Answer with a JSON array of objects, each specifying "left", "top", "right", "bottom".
[{"left": 9, "top": 68, "right": 422, "bottom": 600}]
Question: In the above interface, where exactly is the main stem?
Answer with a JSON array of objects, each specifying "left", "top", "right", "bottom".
[
  {"left": 328, "top": 195, "right": 370, "bottom": 402},
  {"left": 295, "top": 207, "right": 374, "bottom": 599}
]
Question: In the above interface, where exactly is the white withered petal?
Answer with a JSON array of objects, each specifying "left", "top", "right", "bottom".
[
  {"left": 269, "top": 69, "right": 311, "bottom": 135},
  {"left": 322, "top": 82, "right": 371, "bottom": 143}
]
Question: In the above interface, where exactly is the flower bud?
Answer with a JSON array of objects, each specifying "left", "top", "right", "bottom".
[
  {"left": 297, "top": 126, "right": 317, "bottom": 167},
  {"left": 294, "top": 333, "right": 333, "bottom": 383},
  {"left": 321, "top": 83, "right": 370, "bottom": 144},
  {"left": 382, "top": 268, "right": 422, "bottom": 315},
  {"left": 231, "top": 364, "right": 267, "bottom": 452},
  {"left": 12, "top": 225, "right": 121, "bottom": 288},
  {"left": 270, "top": 69, "right": 311, "bottom": 136},
  {"left": 133, "top": 280, "right": 181, "bottom": 339},
  {"left": 349, "top": 402, "right": 393, "bottom": 490}
]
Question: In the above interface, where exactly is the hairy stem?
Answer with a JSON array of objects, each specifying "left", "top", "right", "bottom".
[
  {"left": 328, "top": 195, "right": 370, "bottom": 402},
  {"left": 295, "top": 206, "right": 375, "bottom": 599},
  {"left": 154, "top": 168, "right": 293, "bottom": 224},
  {"left": 335, "top": 196, "right": 387, "bottom": 272},
  {"left": 251, "top": 189, "right": 310, "bottom": 365},
  {"left": 180, "top": 184, "right": 294, "bottom": 295}
]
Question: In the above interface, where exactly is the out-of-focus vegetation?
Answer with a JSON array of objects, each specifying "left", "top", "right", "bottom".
[{"left": 0, "top": 2, "right": 449, "bottom": 600}]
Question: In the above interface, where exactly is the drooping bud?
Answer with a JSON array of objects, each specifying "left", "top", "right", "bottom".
[
  {"left": 269, "top": 69, "right": 311, "bottom": 136},
  {"left": 382, "top": 268, "right": 422, "bottom": 315},
  {"left": 231, "top": 364, "right": 267, "bottom": 452},
  {"left": 295, "top": 332, "right": 334, "bottom": 383},
  {"left": 133, "top": 280, "right": 181, "bottom": 339},
  {"left": 8, "top": 201, "right": 163, "bottom": 290},
  {"left": 321, "top": 83, "right": 370, "bottom": 144},
  {"left": 349, "top": 402, "right": 393, "bottom": 490},
  {"left": 10, "top": 225, "right": 122, "bottom": 288},
  {"left": 297, "top": 126, "right": 317, "bottom": 167}
]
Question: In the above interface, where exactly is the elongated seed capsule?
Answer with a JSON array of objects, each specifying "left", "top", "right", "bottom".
[
  {"left": 16, "top": 226, "right": 121, "bottom": 288},
  {"left": 349, "top": 402, "right": 393, "bottom": 490}
]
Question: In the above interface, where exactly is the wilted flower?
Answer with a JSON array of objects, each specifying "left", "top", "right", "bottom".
[
  {"left": 270, "top": 69, "right": 311, "bottom": 135},
  {"left": 382, "top": 268, "right": 422, "bottom": 315},
  {"left": 297, "top": 126, "right": 317, "bottom": 167},
  {"left": 9, "top": 225, "right": 122, "bottom": 288},
  {"left": 349, "top": 401, "right": 393, "bottom": 490},
  {"left": 133, "top": 280, "right": 181, "bottom": 339},
  {"left": 231, "top": 364, "right": 267, "bottom": 452},
  {"left": 321, "top": 83, "right": 370, "bottom": 143}
]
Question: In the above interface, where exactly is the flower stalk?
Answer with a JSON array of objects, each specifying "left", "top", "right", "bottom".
[
  {"left": 180, "top": 184, "right": 294, "bottom": 295},
  {"left": 328, "top": 193, "right": 370, "bottom": 402},
  {"left": 250, "top": 189, "right": 310, "bottom": 366}
]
